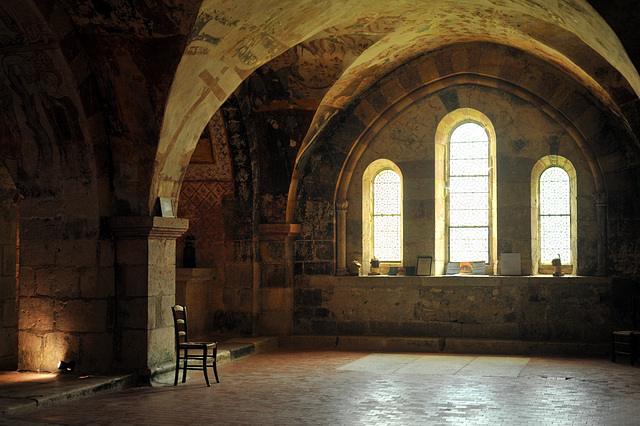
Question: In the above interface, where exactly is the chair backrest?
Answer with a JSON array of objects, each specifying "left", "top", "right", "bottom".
[{"left": 172, "top": 305, "right": 189, "bottom": 345}]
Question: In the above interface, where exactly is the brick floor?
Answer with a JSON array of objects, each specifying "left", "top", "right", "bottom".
[{"left": 5, "top": 350, "right": 640, "bottom": 425}]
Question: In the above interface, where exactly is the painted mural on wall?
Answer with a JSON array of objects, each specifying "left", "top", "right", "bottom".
[
  {"left": 255, "top": 109, "right": 314, "bottom": 195},
  {"left": 178, "top": 110, "right": 234, "bottom": 268},
  {"left": 0, "top": 4, "right": 88, "bottom": 187}
]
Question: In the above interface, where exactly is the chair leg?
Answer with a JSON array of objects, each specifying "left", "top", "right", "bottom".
[
  {"left": 202, "top": 348, "right": 211, "bottom": 387},
  {"left": 212, "top": 348, "right": 220, "bottom": 383},
  {"left": 631, "top": 333, "right": 637, "bottom": 366},
  {"left": 182, "top": 349, "right": 189, "bottom": 383},
  {"left": 174, "top": 350, "right": 180, "bottom": 386},
  {"left": 612, "top": 333, "right": 616, "bottom": 363}
]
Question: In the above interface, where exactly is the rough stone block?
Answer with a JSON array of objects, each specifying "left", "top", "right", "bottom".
[
  {"left": 18, "top": 297, "right": 54, "bottom": 331},
  {"left": 80, "top": 332, "right": 114, "bottom": 373},
  {"left": 2, "top": 243, "right": 16, "bottom": 276},
  {"left": 148, "top": 264, "right": 175, "bottom": 297},
  {"left": 149, "top": 239, "right": 175, "bottom": 267},
  {"left": 119, "top": 265, "right": 150, "bottom": 297},
  {"left": 55, "top": 239, "right": 97, "bottom": 267},
  {"left": 19, "top": 240, "right": 56, "bottom": 267},
  {"left": 444, "top": 338, "right": 524, "bottom": 355},
  {"left": 224, "top": 262, "right": 253, "bottom": 288},
  {"left": 261, "top": 287, "right": 285, "bottom": 310},
  {"left": 0, "top": 327, "right": 16, "bottom": 358},
  {"left": 81, "top": 266, "right": 115, "bottom": 299},
  {"left": 47, "top": 266, "right": 81, "bottom": 298},
  {"left": 295, "top": 288, "right": 322, "bottom": 307},
  {"left": 3, "top": 298, "right": 15, "bottom": 327},
  {"left": 259, "top": 310, "right": 290, "bottom": 335},
  {"left": 119, "top": 329, "right": 149, "bottom": 369},
  {"left": 17, "top": 267, "right": 36, "bottom": 297},
  {"left": 428, "top": 321, "right": 461, "bottom": 337},
  {"left": 98, "top": 239, "right": 115, "bottom": 267},
  {"left": 44, "top": 331, "right": 80, "bottom": 372},
  {"left": 148, "top": 326, "right": 174, "bottom": 367},
  {"left": 56, "top": 299, "right": 109, "bottom": 333},
  {"left": 387, "top": 337, "right": 443, "bottom": 353},
  {"left": 0, "top": 275, "right": 15, "bottom": 299},
  {"left": 260, "top": 241, "right": 284, "bottom": 263},
  {"left": 119, "top": 297, "right": 150, "bottom": 330},
  {"left": 156, "top": 294, "right": 176, "bottom": 329},
  {"left": 261, "top": 264, "right": 286, "bottom": 288},
  {"left": 461, "top": 323, "right": 492, "bottom": 338},
  {"left": 116, "top": 239, "right": 149, "bottom": 265},
  {"left": 18, "top": 332, "right": 45, "bottom": 371},
  {"left": 490, "top": 323, "right": 520, "bottom": 339},
  {"left": 315, "top": 241, "right": 334, "bottom": 261}
]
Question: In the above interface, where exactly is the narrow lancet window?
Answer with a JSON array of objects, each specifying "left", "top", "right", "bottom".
[
  {"left": 373, "top": 169, "right": 402, "bottom": 262},
  {"left": 539, "top": 167, "right": 571, "bottom": 263},
  {"left": 448, "top": 122, "right": 489, "bottom": 263}
]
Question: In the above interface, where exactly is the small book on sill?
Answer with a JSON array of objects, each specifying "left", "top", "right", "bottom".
[
  {"left": 446, "top": 262, "right": 460, "bottom": 275},
  {"left": 472, "top": 261, "right": 486, "bottom": 274}
]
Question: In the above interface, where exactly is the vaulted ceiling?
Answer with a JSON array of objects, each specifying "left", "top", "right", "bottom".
[{"left": 1, "top": 0, "right": 639, "bottom": 213}]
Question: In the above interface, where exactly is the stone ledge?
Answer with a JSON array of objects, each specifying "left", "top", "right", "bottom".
[{"left": 280, "top": 335, "right": 609, "bottom": 357}]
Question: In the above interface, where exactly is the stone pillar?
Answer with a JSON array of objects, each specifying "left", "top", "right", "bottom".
[
  {"left": 257, "top": 224, "right": 300, "bottom": 335},
  {"left": 0, "top": 168, "right": 19, "bottom": 370},
  {"left": 593, "top": 191, "right": 608, "bottom": 276},
  {"left": 110, "top": 216, "right": 188, "bottom": 375},
  {"left": 336, "top": 200, "right": 349, "bottom": 275}
]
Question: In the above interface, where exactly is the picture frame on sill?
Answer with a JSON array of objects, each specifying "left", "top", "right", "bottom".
[{"left": 416, "top": 256, "right": 432, "bottom": 276}]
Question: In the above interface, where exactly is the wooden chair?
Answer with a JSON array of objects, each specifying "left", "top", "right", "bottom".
[
  {"left": 612, "top": 295, "right": 640, "bottom": 365},
  {"left": 172, "top": 305, "right": 219, "bottom": 386}
]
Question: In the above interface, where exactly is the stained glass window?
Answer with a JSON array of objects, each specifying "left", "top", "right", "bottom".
[
  {"left": 373, "top": 169, "right": 401, "bottom": 262},
  {"left": 539, "top": 167, "right": 570, "bottom": 263},
  {"left": 448, "top": 122, "right": 489, "bottom": 262}
]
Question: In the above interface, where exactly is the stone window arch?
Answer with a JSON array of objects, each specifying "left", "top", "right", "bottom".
[
  {"left": 362, "top": 159, "right": 403, "bottom": 273},
  {"left": 435, "top": 109, "right": 497, "bottom": 274},
  {"left": 531, "top": 155, "right": 577, "bottom": 274}
]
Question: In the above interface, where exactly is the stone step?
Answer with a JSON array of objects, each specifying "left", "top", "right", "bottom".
[{"left": 279, "top": 335, "right": 609, "bottom": 357}]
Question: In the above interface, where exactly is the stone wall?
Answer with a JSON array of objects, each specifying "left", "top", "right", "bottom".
[
  {"left": 294, "top": 275, "right": 614, "bottom": 345},
  {"left": 0, "top": 167, "right": 18, "bottom": 369},
  {"left": 339, "top": 84, "right": 599, "bottom": 275}
]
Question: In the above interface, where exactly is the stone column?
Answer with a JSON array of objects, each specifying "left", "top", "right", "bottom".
[
  {"left": 110, "top": 216, "right": 188, "bottom": 376},
  {"left": 257, "top": 223, "right": 300, "bottom": 335},
  {"left": 0, "top": 169, "right": 19, "bottom": 370},
  {"left": 593, "top": 191, "right": 608, "bottom": 276},
  {"left": 336, "top": 199, "right": 348, "bottom": 275}
]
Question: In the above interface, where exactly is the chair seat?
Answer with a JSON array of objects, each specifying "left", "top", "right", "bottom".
[
  {"left": 612, "top": 330, "right": 639, "bottom": 336},
  {"left": 179, "top": 342, "right": 217, "bottom": 349}
]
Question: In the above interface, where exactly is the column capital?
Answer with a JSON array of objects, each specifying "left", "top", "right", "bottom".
[
  {"left": 592, "top": 191, "right": 607, "bottom": 206},
  {"left": 336, "top": 199, "right": 348, "bottom": 211},
  {"left": 110, "top": 216, "right": 189, "bottom": 240}
]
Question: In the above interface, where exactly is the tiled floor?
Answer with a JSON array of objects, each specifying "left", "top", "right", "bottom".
[{"left": 5, "top": 350, "right": 640, "bottom": 425}]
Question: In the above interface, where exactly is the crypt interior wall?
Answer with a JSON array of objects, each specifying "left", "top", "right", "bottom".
[
  {"left": 3, "top": 0, "right": 640, "bottom": 373},
  {"left": 0, "top": 165, "right": 18, "bottom": 369},
  {"left": 343, "top": 85, "right": 598, "bottom": 276}
]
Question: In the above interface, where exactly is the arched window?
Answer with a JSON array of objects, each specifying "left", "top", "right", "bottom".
[
  {"left": 435, "top": 109, "right": 497, "bottom": 274},
  {"left": 372, "top": 169, "right": 402, "bottom": 262},
  {"left": 362, "top": 159, "right": 403, "bottom": 273},
  {"left": 539, "top": 167, "right": 571, "bottom": 263},
  {"left": 531, "top": 156, "right": 577, "bottom": 274},
  {"left": 448, "top": 122, "right": 490, "bottom": 263}
]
